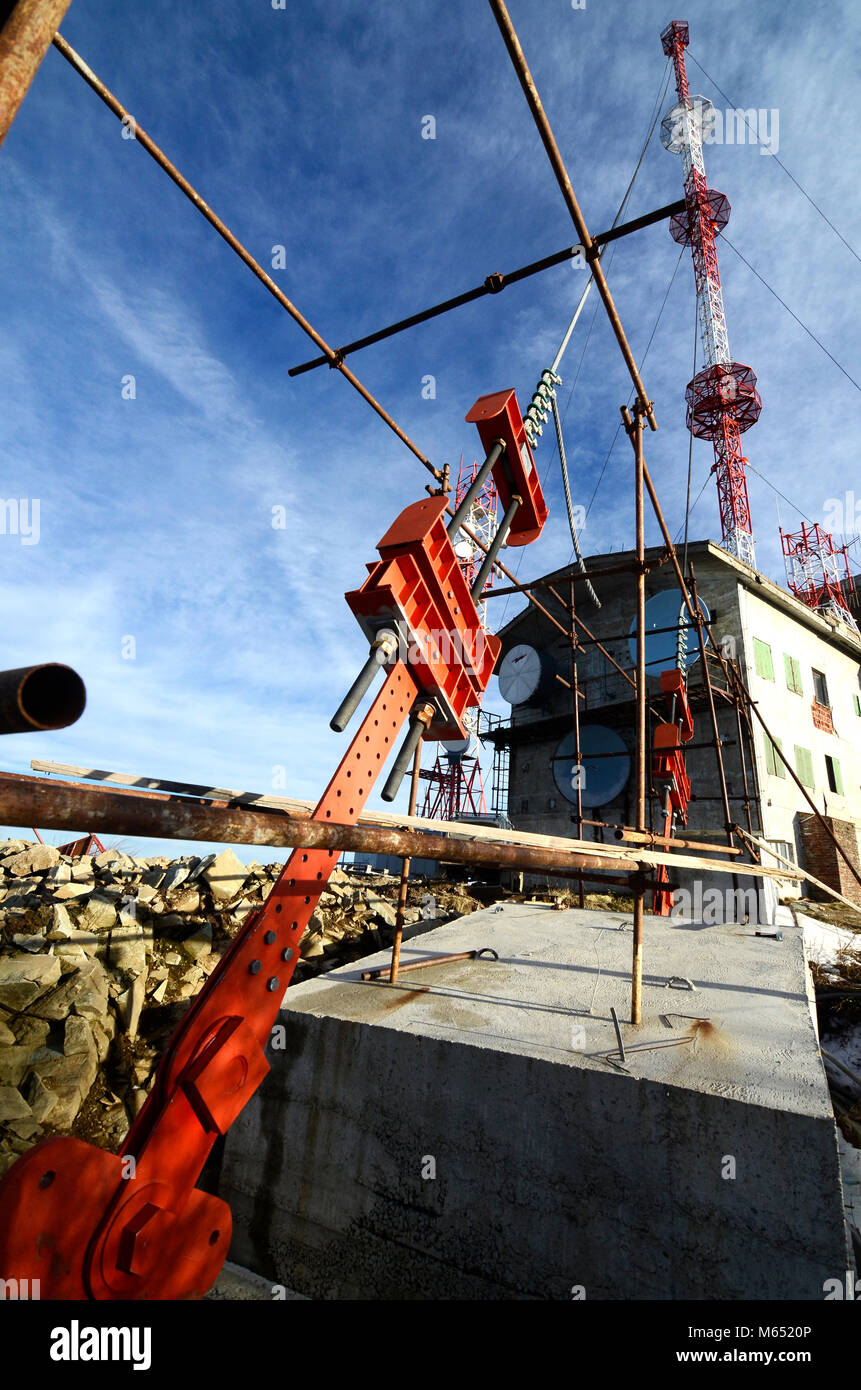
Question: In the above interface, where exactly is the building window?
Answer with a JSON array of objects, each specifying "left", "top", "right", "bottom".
[
  {"left": 753, "top": 637, "right": 774, "bottom": 681},
  {"left": 825, "top": 755, "right": 844, "bottom": 795},
  {"left": 764, "top": 840, "right": 794, "bottom": 871},
  {"left": 783, "top": 654, "right": 803, "bottom": 695},
  {"left": 794, "top": 745, "right": 815, "bottom": 789},
  {"left": 763, "top": 733, "right": 785, "bottom": 778},
  {"left": 812, "top": 669, "right": 829, "bottom": 706}
]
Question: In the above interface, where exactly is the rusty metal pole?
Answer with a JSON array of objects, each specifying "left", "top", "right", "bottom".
[
  {"left": 0, "top": 770, "right": 650, "bottom": 879},
  {"left": 688, "top": 567, "right": 735, "bottom": 854},
  {"left": 487, "top": 0, "right": 657, "bottom": 431},
  {"left": 622, "top": 401, "right": 648, "bottom": 1025},
  {"left": 0, "top": 0, "right": 73, "bottom": 148},
  {"left": 570, "top": 578, "right": 585, "bottom": 908},
  {"left": 389, "top": 742, "right": 422, "bottom": 984}
]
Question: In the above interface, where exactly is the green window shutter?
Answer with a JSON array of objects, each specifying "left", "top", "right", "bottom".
[
  {"left": 754, "top": 637, "right": 774, "bottom": 681},
  {"left": 783, "top": 654, "right": 802, "bottom": 695},
  {"left": 794, "top": 745, "right": 815, "bottom": 788},
  {"left": 764, "top": 734, "right": 785, "bottom": 778},
  {"left": 831, "top": 757, "right": 844, "bottom": 795},
  {"left": 854, "top": 693, "right": 861, "bottom": 717}
]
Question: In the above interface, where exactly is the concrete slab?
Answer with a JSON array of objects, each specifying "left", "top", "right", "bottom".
[{"left": 220, "top": 904, "right": 852, "bottom": 1300}]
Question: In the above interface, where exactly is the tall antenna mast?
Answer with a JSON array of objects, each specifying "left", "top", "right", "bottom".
[{"left": 660, "top": 19, "right": 762, "bottom": 568}]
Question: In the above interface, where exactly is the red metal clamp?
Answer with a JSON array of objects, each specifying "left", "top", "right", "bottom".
[{"left": 465, "top": 389, "right": 548, "bottom": 547}]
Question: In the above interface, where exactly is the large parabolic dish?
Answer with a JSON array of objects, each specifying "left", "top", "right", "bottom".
[
  {"left": 627, "top": 590, "right": 710, "bottom": 675},
  {"left": 552, "top": 725, "right": 630, "bottom": 808}
]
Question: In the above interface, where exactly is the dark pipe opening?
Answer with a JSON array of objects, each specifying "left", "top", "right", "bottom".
[{"left": 4, "top": 664, "right": 86, "bottom": 732}]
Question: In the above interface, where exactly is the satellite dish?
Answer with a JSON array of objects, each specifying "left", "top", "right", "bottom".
[
  {"left": 497, "top": 644, "right": 553, "bottom": 705},
  {"left": 627, "top": 590, "right": 710, "bottom": 675},
  {"left": 454, "top": 538, "right": 474, "bottom": 561},
  {"left": 553, "top": 725, "right": 630, "bottom": 808},
  {"left": 442, "top": 735, "right": 473, "bottom": 760}
]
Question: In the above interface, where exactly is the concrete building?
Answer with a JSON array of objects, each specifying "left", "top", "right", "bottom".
[{"left": 483, "top": 539, "right": 861, "bottom": 911}]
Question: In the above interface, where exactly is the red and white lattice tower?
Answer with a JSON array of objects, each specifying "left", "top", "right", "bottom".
[
  {"left": 660, "top": 20, "right": 762, "bottom": 569},
  {"left": 780, "top": 523, "right": 859, "bottom": 633},
  {"left": 420, "top": 456, "right": 498, "bottom": 820}
]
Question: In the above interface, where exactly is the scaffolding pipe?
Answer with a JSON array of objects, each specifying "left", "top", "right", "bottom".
[
  {"left": 0, "top": 0, "right": 73, "bottom": 148},
  {"left": 487, "top": 0, "right": 657, "bottom": 430}
]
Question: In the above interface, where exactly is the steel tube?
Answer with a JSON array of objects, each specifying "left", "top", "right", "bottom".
[
  {"left": 0, "top": 0, "right": 73, "bottom": 148},
  {"left": 390, "top": 741, "right": 423, "bottom": 984},
  {"left": 287, "top": 200, "right": 684, "bottom": 377},
  {"left": 631, "top": 406, "right": 647, "bottom": 1025},
  {"left": 0, "top": 663, "right": 85, "bottom": 733},
  {"left": 447, "top": 440, "right": 505, "bottom": 537},
  {"left": 0, "top": 772, "right": 645, "bottom": 877},
  {"left": 330, "top": 647, "right": 388, "bottom": 732},
  {"left": 487, "top": 0, "right": 657, "bottom": 429},
  {"left": 471, "top": 495, "right": 521, "bottom": 600},
  {"left": 381, "top": 704, "right": 434, "bottom": 804}
]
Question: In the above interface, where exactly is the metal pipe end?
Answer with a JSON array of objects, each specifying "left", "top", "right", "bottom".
[{"left": 0, "top": 663, "right": 86, "bottom": 735}]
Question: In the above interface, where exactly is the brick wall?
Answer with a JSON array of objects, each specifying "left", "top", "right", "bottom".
[{"left": 798, "top": 812, "right": 861, "bottom": 906}]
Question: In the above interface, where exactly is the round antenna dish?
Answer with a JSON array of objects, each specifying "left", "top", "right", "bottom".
[
  {"left": 454, "top": 538, "right": 474, "bottom": 561},
  {"left": 552, "top": 725, "right": 630, "bottom": 808},
  {"left": 498, "top": 644, "right": 549, "bottom": 705},
  {"left": 442, "top": 735, "right": 473, "bottom": 760},
  {"left": 627, "top": 590, "right": 710, "bottom": 676}
]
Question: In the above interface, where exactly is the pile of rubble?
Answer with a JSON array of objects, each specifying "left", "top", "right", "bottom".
[{"left": 0, "top": 839, "right": 482, "bottom": 1177}]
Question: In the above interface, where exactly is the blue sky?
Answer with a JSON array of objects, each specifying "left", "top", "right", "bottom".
[{"left": 0, "top": 0, "right": 858, "bottom": 860}]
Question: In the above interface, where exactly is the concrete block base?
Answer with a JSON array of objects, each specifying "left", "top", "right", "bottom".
[{"left": 219, "top": 905, "right": 850, "bottom": 1299}]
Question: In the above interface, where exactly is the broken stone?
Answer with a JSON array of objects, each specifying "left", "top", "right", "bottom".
[
  {"left": 93, "top": 850, "right": 122, "bottom": 870},
  {"left": 136, "top": 882, "right": 158, "bottom": 905},
  {"left": 0, "top": 1047, "right": 33, "bottom": 1087},
  {"left": 188, "top": 852, "right": 217, "bottom": 882},
  {"left": 37, "top": 957, "right": 110, "bottom": 1022},
  {"left": 117, "top": 897, "right": 138, "bottom": 929},
  {"left": 171, "top": 887, "right": 201, "bottom": 914},
  {"left": 11, "top": 1015, "right": 49, "bottom": 1050},
  {"left": 77, "top": 894, "right": 117, "bottom": 932},
  {"left": 4, "top": 844, "right": 60, "bottom": 875},
  {"left": 47, "top": 902, "right": 76, "bottom": 939},
  {"left": 364, "top": 893, "right": 398, "bottom": 927},
  {"left": 0, "top": 1020, "right": 14, "bottom": 1046},
  {"left": 24, "top": 1072, "right": 57, "bottom": 1124},
  {"left": 29, "top": 1040, "right": 97, "bottom": 1105},
  {"left": 0, "top": 953, "right": 61, "bottom": 1010},
  {"left": 47, "top": 862, "right": 72, "bottom": 883},
  {"left": 52, "top": 881, "right": 92, "bottom": 901},
  {"left": 180, "top": 923, "right": 212, "bottom": 961},
  {"left": 142, "top": 867, "right": 166, "bottom": 890},
  {"left": 70, "top": 860, "right": 95, "bottom": 882},
  {"left": 148, "top": 978, "right": 168, "bottom": 1004},
  {"left": 0, "top": 1087, "right": 32, "bottom": 1123},
  {"left": 203, "top": 848, "right": 247, "bottom": 904},
  {"left": 64, "top": 1014, "right": 97, "bottom": 1059},
  {"left": 110, "top": 922, "right": 147, "bottom": 978},
  {"left": 117, "top": 973, "right": 146, "bottom": 1039},
  {"left": 162, "top": 863, "right": 190, "bottom": 894},
  {"left": 11, "top": 932, "right": 46, "bottom": 953},
  {"left": 90, "top": 1013, "right": 115, "bottom": 1064},
  {"left": 164, "top": 950, "right": 181, "bottom": 965}
]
